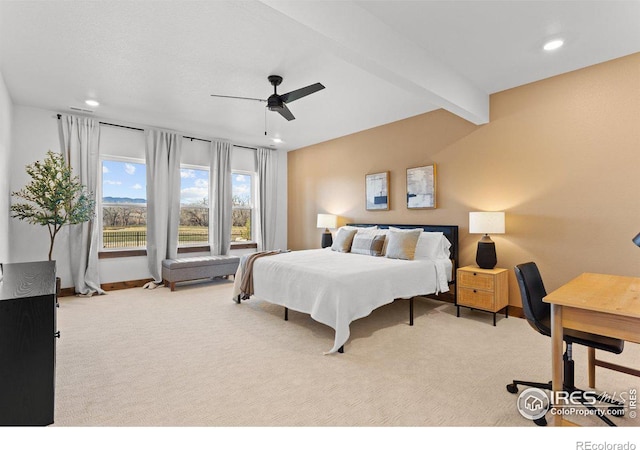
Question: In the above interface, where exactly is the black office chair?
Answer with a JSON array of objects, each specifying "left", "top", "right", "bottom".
[{"left": 507, "top": 262, "right": 625, "bottom": 426}]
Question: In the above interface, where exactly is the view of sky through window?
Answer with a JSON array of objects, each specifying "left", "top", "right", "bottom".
[
  {"left": 232, "top": 173, "right": 252, "bottom": 206},
  {"left": 102, "top": 162, "right": 210, "bottom": 206},
  {"left": 102, "top": 161, "right": 146, "bottom": 201},
  {"left": 180, "top": 168, "right": 209, "bottom": 205}
]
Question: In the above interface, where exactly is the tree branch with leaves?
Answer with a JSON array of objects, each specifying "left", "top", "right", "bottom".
[{"left": 11, "top": 150, "right": 95, "bottom": 261}]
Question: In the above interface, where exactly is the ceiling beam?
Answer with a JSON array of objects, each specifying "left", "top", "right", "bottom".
[{"left": 260, "top": 0, "right": 489, "bottom": 125}]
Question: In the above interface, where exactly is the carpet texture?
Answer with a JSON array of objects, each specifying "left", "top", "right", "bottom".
[{"left": 53, "top": 279, "right": 640, "bottom": 427}]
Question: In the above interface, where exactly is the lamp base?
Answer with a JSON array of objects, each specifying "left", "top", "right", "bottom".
[
  {"left": 476, "top": 236, "right": 497, "bottom": 269},
  {"left": 321, "top": 231, "right": 333, "bottom": 249}
]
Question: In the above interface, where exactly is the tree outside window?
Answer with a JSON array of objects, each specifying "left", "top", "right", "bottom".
[
  {"left": 101, "top": 159, "right": 147, "bottom": 249},
  {"left": 179, "top": 167, "right": 209, "bottom": 246},
  {"left": 232, "top": 172, "right": 254, "bottom": 242}
]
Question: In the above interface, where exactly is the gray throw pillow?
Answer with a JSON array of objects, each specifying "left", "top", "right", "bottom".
[{"left": 351, "top": 234, "right": 386, "bottom": 256}]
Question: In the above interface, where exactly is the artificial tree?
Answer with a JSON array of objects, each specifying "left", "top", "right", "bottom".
[{"left": 11, "top": 150, "right": 95, "bottom": 261}]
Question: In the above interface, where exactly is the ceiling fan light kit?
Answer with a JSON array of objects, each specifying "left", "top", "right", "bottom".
[{"left": 211, "top": 75, "right": 325, "bottom": 122}]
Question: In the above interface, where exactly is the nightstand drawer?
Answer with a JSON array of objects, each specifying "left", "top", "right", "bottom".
[
  {"left": 458, "top": 287, "right": 496, "bottom": 310},
  {"left": 458, "top": 270, "right": 495, "bottom": 291}
]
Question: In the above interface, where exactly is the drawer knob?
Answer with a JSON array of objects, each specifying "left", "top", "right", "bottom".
[
  {"left": 473, "top": 289, "right": 477, "bottom": 293},
  {"left": 473, "top": 272, "right": 477, "bottom": 276}
]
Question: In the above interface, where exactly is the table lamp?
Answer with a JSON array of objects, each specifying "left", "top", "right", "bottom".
[
  {"left": 317, "top": 214, "right": 338, "bottom": 248},
  {"left": 469, "top": 211, "right": 505, "bottom": 269}
]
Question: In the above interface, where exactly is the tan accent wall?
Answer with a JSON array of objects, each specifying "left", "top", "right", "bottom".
[{"left": 288, "top": 53, "right": 640, "bottom": 307}]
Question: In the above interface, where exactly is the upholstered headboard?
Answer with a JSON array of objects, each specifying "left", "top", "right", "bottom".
[{"left": 346, "top": 223, "right": 459, "bottom": 272}]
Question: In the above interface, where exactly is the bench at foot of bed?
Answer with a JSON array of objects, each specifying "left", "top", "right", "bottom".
[{"left": 162, "top": 255, "right": 240, "bottom": 291}]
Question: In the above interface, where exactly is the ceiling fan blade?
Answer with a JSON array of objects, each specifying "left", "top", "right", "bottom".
[
  {"left": 210, "top": 94, "right": 266, "bottom": 103},
  {"left": 276, "top": 103, "right": 295, "bottom": 121},
  {"left": 280, "top": 83, "right": 325, "bottom": 104}
]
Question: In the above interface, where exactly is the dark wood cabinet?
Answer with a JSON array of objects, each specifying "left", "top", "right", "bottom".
[{"left": 0, "top": 261, "right": 57, "bottom": 426}]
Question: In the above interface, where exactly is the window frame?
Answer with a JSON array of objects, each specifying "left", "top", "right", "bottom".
[
  {"left": 178, "top": 163, "right": 210, "bottom": 249},
  {"left": 98, "top": 160, "right": 259, "bottom": 257},
  {"left": 99, "top": 155, "right": 148, "bottom": 253}
]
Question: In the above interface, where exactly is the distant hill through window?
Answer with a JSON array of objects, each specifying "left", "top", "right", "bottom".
[{"left": 102, "top": 196, "right": 146, "bottom": 204}]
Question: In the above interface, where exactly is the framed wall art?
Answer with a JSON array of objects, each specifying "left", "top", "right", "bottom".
[
  {"left": 365, "top": 171, "right": 390, "bottom": 211},
  {"left": 406, "top": 164, "right": 436, "bottom": 209}
]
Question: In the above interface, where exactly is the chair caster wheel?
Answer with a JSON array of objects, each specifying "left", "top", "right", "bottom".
[
  {"left": 506, "top": 383, "right": 518, "bottom": 394},
  {"left": 533, "top": 417, "right": 547, "bottom": 426}
]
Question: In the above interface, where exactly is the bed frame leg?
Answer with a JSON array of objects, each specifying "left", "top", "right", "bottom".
[
  {"left": 235, "top": 294, "right": 241, "bottom": 304},
  {"left": 338, "top": 345, "right": 344, "bottom": 353},
  {"left": 409, "top": 298, "right": 414, "bottom": 326},
  {"left": 284, "top": 307, "right": 288, "bottom": 321}
]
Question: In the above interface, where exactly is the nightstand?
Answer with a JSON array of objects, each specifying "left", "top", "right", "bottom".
[{"left": 456, "top": 265, "right": 509, "bottom": 326}]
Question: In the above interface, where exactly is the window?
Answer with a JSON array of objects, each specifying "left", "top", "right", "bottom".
[
  {"left": 232, "top": 172, "right": 254, "bottom": 242},
  {"left": 101, "top": 158, "right": 147, "bottom": 249},
  {"left": 179, "top": 166, "right": 209, "bottom": 246}
]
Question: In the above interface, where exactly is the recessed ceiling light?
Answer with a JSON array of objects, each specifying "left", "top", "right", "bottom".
[
  {"left": 543, "top": 39, "right": 564, "bottom": 51},
  {"left": 85, "top": 99, "right": 100, "bottom": 107},
  {"left": 272, "top": 138, "right": 283, "bottom": 143}
]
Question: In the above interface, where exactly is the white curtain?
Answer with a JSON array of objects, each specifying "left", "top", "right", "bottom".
[
  {"left": 145, "top": 129, "right": 182, "bottom": 283},
  {"left": 255, "top": 147, "right": 278, "bottom": 251},
  {"left": 209, "top": 140, "right": 232, "bottom": 255},
  {"left": 58, "top": 114, "right": 104, "bottom": 296}
]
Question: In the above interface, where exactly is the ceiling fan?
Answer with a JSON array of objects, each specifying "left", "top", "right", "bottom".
[{"left": 210, "top": 75, "right": 325, "bottom": 121}]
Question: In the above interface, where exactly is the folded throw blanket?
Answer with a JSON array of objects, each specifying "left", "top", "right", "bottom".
[{"left": 238, "top": 250, "right": 285, "bottom": 299}]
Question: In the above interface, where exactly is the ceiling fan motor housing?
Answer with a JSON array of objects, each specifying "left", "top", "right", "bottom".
[
  {"left": 267, "top": 94, "right": 283, "bottom": 110},
  {"left": 267, "top": 75, "right": 284, "bottom": 110}
]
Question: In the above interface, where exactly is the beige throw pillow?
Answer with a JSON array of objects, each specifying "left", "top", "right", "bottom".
[
  {"left": 331, "top": 228, "right": 358, "bottom": 253},
  {"left": 384, "top": 229, "right": 422, "bottom": 260}
]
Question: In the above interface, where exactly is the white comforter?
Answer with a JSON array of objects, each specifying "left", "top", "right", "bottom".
[{"left": 233, "top": 248, "right": 452, "bottom": 354}]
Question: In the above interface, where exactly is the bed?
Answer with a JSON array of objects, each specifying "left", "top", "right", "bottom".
[{"left": 233, "top": 224, "right": 458, "bottom": 354}]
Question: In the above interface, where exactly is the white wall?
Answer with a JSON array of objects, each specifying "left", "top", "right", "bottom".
[
  {"left": 275, "top": 147, "right": 288, "bottom": 251},
  {"left": 9, "top": 104, "right": 288, "bottom": 287},
  {"left": 0, "top": 70, "right": 12, "bottom": 263},
  {"left": 9, "top": 106, "right": 70, "bottom": 279}
]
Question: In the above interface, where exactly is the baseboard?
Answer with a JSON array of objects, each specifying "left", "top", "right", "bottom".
[
  {"left": 101, "top": 278, "right": 155, "bottom": 292},
  {"left": 57, "top": 278, "right": 155, "bottom": 297},
  {"left": 59, "top": 286, "right": 76, "bottom": 298},
  {"left": 508, "top": 305, "right": 524, "bottom": 318}
]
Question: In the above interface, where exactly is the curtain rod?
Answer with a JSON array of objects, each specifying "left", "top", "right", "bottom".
[{"left": 56, "top": 114, "right": 259, "bottom": 150}]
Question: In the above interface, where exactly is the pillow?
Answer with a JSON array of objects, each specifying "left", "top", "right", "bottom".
[
  {"left": 382, "top": 227, "right": 422, "bottom": 255},
  {"left": 343, "top": 225, "right": 378, "bottom": 234},
  {"left": 389, "top": 226, "right": 423, "bottom": 233},
  {"left": 331, "top": 227, "right": 358, "bottom": 253},
  {"left": 351, "top": 233, "right": 386, "bottom": 256},
  {"left": 384, "top": 229, "right": 422, "bottom": 260},
  {"left": 414, "top": 232, "right": 452, "bottom": 260}
]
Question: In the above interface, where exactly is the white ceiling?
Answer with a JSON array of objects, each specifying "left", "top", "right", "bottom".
[{"left": 1, "top": 0, "right": 639, "bottom": 151}]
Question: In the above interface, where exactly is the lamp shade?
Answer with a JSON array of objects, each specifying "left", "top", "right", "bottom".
[
  {"left": 469, "top": 212, "right": 505, "bottom": 235},
  {"left": 317, "top": 214, "right": 337, "bottom": 229}
]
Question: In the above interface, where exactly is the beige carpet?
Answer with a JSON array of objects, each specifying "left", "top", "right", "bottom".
[{"left": 52, "top": 278, "right": 640, "bottom": 428}]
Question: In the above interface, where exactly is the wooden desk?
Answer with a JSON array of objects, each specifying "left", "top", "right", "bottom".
[{"left": 544, "top": 272, "right": 640, "bottom": 426}]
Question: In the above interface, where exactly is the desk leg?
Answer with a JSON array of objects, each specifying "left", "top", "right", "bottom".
[
  {"left": 588, "top": 347, "right": 596, "bottom": 388},
  {"left": 551, "top": 304, "right": 563, "bottom": 426}
]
